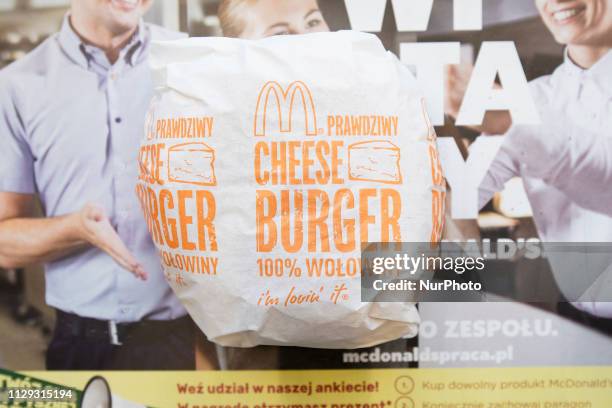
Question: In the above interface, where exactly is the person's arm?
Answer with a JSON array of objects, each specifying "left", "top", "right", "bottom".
[
  {"left": 0, "top": 79, "right": 146, "bottom": 279},
  {"left": 478, "top": 138, "right": 521, "bottom": 210},
  {"left": 502, "top": 110, "right": 612, "bottom": 216},
  {"left": 0, "top": 192, "right": 147, "bottom": 279}
]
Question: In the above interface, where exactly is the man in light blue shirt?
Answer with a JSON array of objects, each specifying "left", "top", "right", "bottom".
[{"left": 0, "top": 0, "right": 194, "bottom": 369}]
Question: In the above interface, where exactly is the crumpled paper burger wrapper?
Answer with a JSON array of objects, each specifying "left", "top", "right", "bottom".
[{"left": 138, "top": 31, "right": 445, "bottom": 348}]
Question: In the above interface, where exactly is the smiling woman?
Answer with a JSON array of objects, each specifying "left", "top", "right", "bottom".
[
  {"left": 218, "top": 0, "right": 330, "bottom": 39},
  {"left": 535, "top": 0, "right": 612, "bottom": 66}
]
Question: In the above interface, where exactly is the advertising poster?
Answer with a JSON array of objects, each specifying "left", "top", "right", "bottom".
[{"left": 1, "top": 0, "right": 611, "bottom": 407}]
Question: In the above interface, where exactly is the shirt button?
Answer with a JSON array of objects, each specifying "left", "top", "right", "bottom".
[{"left": 115, "top": 117, "right": 122, "bottom": 124}]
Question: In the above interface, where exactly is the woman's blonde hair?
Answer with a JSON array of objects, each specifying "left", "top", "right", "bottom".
[{"left": 218, "top": 0, "right": 254, "bottom": 38}]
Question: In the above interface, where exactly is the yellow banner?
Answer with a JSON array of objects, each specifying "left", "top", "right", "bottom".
[{"left": 4, "top": 367, "right": 608, "bottom": 407}]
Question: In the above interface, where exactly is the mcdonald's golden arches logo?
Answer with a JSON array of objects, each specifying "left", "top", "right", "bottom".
[{"left": 254, "top": 81, "right": 318, "bottom": 137}]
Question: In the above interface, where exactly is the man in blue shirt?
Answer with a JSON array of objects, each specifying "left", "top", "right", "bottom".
[{"left": 0, "top": 0, "right": 194, "bottom": 369}]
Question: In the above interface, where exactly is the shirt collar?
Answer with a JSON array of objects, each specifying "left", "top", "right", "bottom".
[
  {"left": 562, "top": 47, "right": 612, "bottom": 97},
  {"left": 57, "top": 14, "right": 147, "bottom": 70}
]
